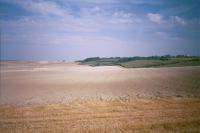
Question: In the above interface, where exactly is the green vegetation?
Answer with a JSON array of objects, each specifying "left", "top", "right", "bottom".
[{"left": 78, "top": 55, "right": 200, "bottom": 68}]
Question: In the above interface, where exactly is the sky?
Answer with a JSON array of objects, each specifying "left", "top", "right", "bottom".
[{"left": 0, "top": 0, "right": 200, "bottom": 61}]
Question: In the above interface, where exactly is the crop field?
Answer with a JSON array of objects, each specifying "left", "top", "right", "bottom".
[
  {"left": 1, "top": 99, "right": 200, "bottom": 133},
  {"left": 0, "top": 61, "right": 200, "bottom": 132}
]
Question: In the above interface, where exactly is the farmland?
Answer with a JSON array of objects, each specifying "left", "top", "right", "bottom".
[{"left": 0, "top": 61, "right": 200, "bottom": 132}]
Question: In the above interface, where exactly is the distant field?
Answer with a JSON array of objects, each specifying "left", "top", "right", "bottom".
[
  {"left": 1, "top": 61, "right": 200, "bottom": 104},
  {"left": 0, "top": 61, "right": 200, "bottom": 132},
  {"left": 79, "top": 56, "right": 200, "bottom": 68}
]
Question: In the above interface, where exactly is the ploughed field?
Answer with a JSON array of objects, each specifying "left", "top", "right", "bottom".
[{"left": 0, "top": 61, "right": 200, "bottom": 132}]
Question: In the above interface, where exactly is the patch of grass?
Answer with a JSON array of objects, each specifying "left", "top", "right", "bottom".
[{"left": 79, "top": 56, "right": 200, "bottom": 68}]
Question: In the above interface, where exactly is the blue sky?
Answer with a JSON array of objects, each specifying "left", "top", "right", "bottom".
[{"left": 0, "top": 0, "right": 200, "bottom": 60}]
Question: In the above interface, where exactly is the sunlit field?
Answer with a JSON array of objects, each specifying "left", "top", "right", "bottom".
[
  {"left": 1, "top": 99, "right": 200, "bottom": 133},
  {"left": 0, "top": 61, "right": 200, "bottom": 132},
  {"left": 1, "top": 0, "right": 200, "bottom": 132}
]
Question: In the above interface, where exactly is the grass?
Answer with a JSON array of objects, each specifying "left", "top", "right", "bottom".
[
  {"left": 120, "top": 58, "right": 200, "bottom": 68},
  {"left": 1, "top": 98, "right": 200, "bottom": 133},
  {"left": 79, "top": 56, "right": 200, "bottom": 68}
]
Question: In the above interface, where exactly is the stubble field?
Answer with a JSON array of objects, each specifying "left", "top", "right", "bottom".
[{"left": 0, "top": 61, "right": 200, "bottom": 132}]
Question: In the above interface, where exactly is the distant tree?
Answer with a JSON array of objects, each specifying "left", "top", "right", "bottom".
[
  {"left": 176, "top": 55, "right": 186, "bottom": 58},
  {"left": 84, "top": 57, "right": 100, "bottom": 62}
]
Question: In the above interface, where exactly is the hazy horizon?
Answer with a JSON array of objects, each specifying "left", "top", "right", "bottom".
[
  {"left": 1, "top": 54, "right": 200, "bottom": 62},
  {"left": 1, "top": 0, "right": 200, "bottom": 61}
]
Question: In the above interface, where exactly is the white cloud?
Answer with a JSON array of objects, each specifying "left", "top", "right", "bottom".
[
  {"left": 64, "top": 0, "right": 162, "bottom": 5},
  {"left": 16, "top": 0, "right": 67, "bottom": 16},
  {"left": 147, "top": 13, "right": 186, "bottom": 26},
  {"left": 147, "top": 13, "right": 164, "bottom": 24},
  {"left": 170, "top": 16, "right": 186, "bottom": 25},
  {"left": 110, "top": 11, "right": 141, "bottom": 25},
  {"left": 7, "top": 0, "right": 144, "bottom": 31},
  {"left": 127, "top": 0, "right": 163, "bottom": 5},
  {"left": 113, "top": 11, "right": 133, "bottom": 18},
  {"left": 81, "top": 6, "right": 106, "bottom": 16}
]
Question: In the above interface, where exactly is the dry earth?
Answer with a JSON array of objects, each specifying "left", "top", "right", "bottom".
[
  {"left": 0, "top": 61, "right": 200, "bottom": 105},
  {"left": 1, "top": 99, "right": 200, "bottom": 133},
  {"left": 0, "top": 61, "right": 200, "bottom": 132}
]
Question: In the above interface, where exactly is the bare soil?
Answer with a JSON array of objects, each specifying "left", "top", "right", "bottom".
[
  {"left": 0, "top": 61, "right": 200, "bottom": 132},
  {"left": 0, "top": 61, "right": 199, "bottom": 105}
]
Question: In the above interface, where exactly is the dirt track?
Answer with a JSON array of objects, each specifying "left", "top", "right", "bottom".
[{"left": 0, "top": 61, "right": 200, "bottom": 105}]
